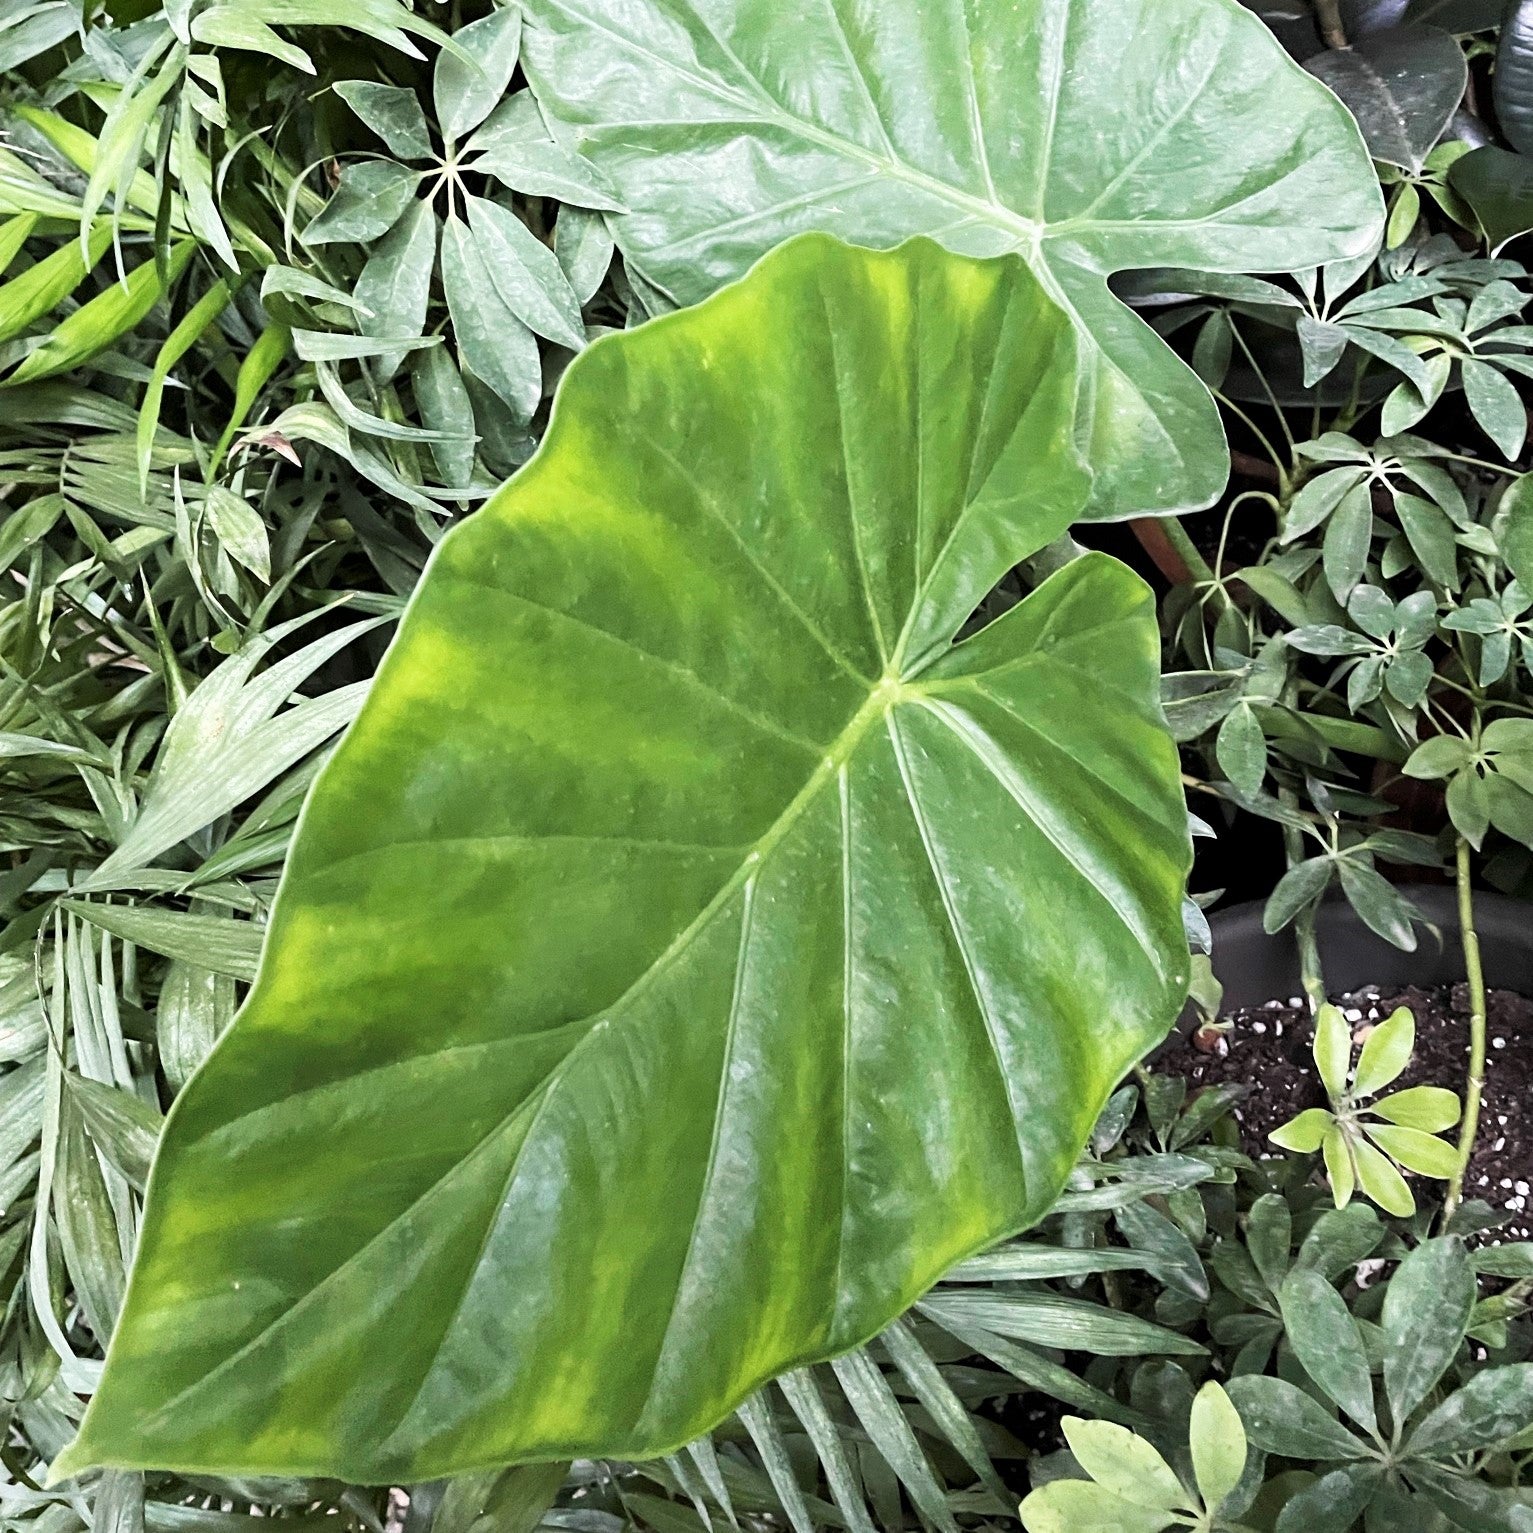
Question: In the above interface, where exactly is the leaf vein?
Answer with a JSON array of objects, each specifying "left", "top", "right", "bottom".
[
  {"left": 916, "top": 697, "right": 1166, "bottom": 976},
  {"left": 448, "top": 570, "right": 825, "bottom": 755},
  {"left": 885, "top": 710, "right": 1028, "bottom": 1180}
]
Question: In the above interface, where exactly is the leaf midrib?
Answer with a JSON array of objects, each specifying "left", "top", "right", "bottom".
[
  {"left": 122, "top": 670, "right": 947, "bottom": 1458},
  {"left": 534, "top": 0, "right": 1044, "bottom": 251},
  {"left": 534, "top": 0, "right": 1276, "bottom": 259},
  {"left": 603, "top": 674, "right": 906, "bottom": 1026}
]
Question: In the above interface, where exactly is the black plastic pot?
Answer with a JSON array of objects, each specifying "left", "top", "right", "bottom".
[{"left": 1202, "top": 886, "right": 1533, "bottom": 1012}]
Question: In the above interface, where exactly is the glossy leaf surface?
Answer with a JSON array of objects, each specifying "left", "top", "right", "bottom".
[
  {"left": 58, "top": 236, "right": 1191, "bottom": 1483},
  {"left": 1450, "top": 145, "right": 1533, "bottom": 253},
  {"left": 520, "top": 0, "right": 1381, "bottom": 518},
  {"left": 1497, "top": 0, "right": 1533, "bottom": 158},
  {"left": 1305, "top": 24, "right": 1466, "bottom": 173}
]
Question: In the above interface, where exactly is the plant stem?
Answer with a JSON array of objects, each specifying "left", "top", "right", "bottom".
[
  {"left": 1159, "top": 514, "right": 1216, "bottom": 584},
  {"left": 1444, "top": 837, "right": 1487, "bottom": 1222},
  {"left": 1213, "top": 389, "right": 1290, "bottom": 484},
  {"left": 1314, "top": 0, "right": 1348, "bottom": 47},
  {"left": 1157, "top": 517, "right": 1236, "bottom": 620},
  {"left": 1229, "top": 318, "right": 1296, "bottom": 471},
  {"left": 1279, "top": 795, "right": 1327, "bottom": 1015},
  {"left": 1293, "top": 898, "right": 1326, "bottom": 1015}
]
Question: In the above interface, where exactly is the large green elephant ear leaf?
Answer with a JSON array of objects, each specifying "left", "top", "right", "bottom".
[
  {"left": 519, "top": 0, "right": 1383, "bottom": 520},
  {"left": 55, "top": 235, "right": 1190, "bottom": 1485}
]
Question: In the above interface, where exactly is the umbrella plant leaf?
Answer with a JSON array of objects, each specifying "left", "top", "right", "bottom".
[
  {"left": 519, "top": 0, "right": 1382, "bottom": 519},
  {"left": 55, "top": 235, "right": 1191, "bottom": 1482},
  {"left": 1449, "top": 145, "right": 1533, "bottom": 252},
  {"left": 1305, "top": 24, "right": 1467, "bottom": 174}
]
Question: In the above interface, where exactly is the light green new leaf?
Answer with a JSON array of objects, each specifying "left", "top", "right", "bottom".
[
  {"left": 1061, "top": 1418, "right": 1188, "bottom": 1511},
  {"left": 1353, "top": 1136, "right": 1414, "bottom": 1217},
  {"left": 56, "top": 236, "right": 1190, "bottom": 1482},
  {"left": 1271, "top": 1106, "right": 1331, "bottom": 1153},
  {"left": 1365, "top": 1124, "right": 1458, "bottom": 1179},
  {"left": 1352, "top": 1006, "right": 1413, "bottom": 1098},
  {"left": 1189, "top": 1381, "right": 1246, "bottom": 1511},
  {"left": 1020, "top": 1481, "right": 1177, "bottom": 1533},
  {"left": 1323, "top": 1124, "right": 1357, "bottom": 1208},
  {"left": 1314, "top": 1003, "right": 1352, "bottom": 1102},
  {"left": 521, "top": 0, "right": 1382, "bottom": 518},
  {"left": 1369, "top": 1085, "right": 1459, "bottom": 1132}
]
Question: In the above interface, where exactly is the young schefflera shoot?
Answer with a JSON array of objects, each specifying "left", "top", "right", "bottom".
[
  {"left": 1270, "top": 1002, "right": 1460, "bottom": 1216},
  {"left": 1404, "top": 719, "right": 1533, "bottom": 850},
  {"left": 1019, "top": 1382, "right": 1254, "bottom": 1533}
]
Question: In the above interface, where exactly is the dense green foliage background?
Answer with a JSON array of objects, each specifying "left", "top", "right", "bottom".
[{"left": 2, "top": 0, "right": 1533, "bottom": 1530}]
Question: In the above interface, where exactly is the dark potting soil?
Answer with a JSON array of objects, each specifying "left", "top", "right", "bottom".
[{"left": 1158, "top": 982, "right": 1533, "bottom": 1241}]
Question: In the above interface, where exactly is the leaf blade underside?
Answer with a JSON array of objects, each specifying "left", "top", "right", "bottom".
[{"left": 519, "top": 0, "right": 1384, "bottom": 519}]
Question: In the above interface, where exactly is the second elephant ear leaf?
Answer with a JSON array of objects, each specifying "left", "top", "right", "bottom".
[
  {"left": 519, "top": 0, "right": 1383, "bottom": 520},
  {"left": 56, "top": 235, "right": 1192, "bottom": 1485}
]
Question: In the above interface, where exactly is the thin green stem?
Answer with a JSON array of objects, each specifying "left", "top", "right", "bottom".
[
  {"left": 1274, "top": 672, "right": 1327, "bottom": 1014},
  {"left": 1213, "top": 389, "right": 1289, "bottom": 488},
  {"left": 1424, "top": 690, "right": 1474, "bottom": 736},
  {"left": 1443, "top": 837, "right": 1487, "bottom": 1223},
  {"left": 1155, "top": 516, "right": 1241, "bottom": 631},
  {"left": 1436, "top": 451, "right": 1521, "bottom": 477},
  {"left": 1292, "top": 892, "right": 1326, "bottom": 1015},
  {"left": 1160, "top": 516, "right": 1217, "bottom": 585},
  {"left": 1332, "top": 356, "right": 1367, "bottom": 436},
  {"left": 1214, "top": 501, "right": 1236, "bottom": 581},
  {"left": 1230, "top": 317, "right": 1297, "bottom": 463}
]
